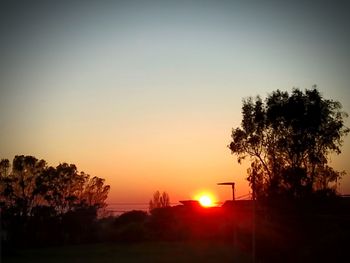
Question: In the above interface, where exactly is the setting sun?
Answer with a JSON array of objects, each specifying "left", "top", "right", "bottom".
[
  {"left": 199, "top": 195, "right": 213, "bottom": 207},
  {"left": 196, "top": 193, "right": 216, "bottom": 207}
]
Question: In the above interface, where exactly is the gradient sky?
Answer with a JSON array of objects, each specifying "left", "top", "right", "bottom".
[{"left": 1, "top": 0, "right": 350, "bottom": 208}]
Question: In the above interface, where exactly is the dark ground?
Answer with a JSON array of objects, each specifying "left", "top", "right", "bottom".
[{"left": 3, "top": 241, "right": 250, "bottom": 263}]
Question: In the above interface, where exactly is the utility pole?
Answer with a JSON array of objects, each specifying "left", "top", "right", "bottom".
[
  {"left": 252, "top": 172, "right": 256, "bottom": 263},
  {"left": 217, "top": 182, "right": 237, "bottom": 258},
  {"left": 0, "top": 207, "right": 2, "bottom": 263}
]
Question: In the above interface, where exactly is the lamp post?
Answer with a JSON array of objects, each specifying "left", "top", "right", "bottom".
[
  {"left": 217, "top": 182, "right": 235, "bottom": 201},
  {"left": 0, "top": 207, "right": 2, "bottom": 263},
  {"left": 252, "top": 171, "right": 256, "bottom": 263},
  {"left": 217, "top": 182, "right": 237, "bottom": 257}
]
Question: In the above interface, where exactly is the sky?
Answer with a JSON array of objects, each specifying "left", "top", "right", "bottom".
[{"left": 1, "top": 0, "right": 350, "bottom": 209}]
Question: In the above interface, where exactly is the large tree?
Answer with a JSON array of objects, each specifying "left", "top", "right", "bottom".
[
  {"left": 0, "top": 156, "right": 47, "bottom": 217},
  {"left": 0, "top": 155, "right": 110, "bottom": 216},
  {"left": 0, "top": 155, "right": 111, "bottom": 246},
  {"left": 229, "top": 87, "right": 349, "bottom": 199}
]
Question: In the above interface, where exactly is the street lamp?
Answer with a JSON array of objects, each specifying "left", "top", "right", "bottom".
[{"left": 217, "top": 182, "right": 235, "bottom": 201}]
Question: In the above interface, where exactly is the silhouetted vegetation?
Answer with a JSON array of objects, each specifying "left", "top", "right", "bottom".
[
  {"left": 6, "top": 199, "right": 349, "bottom": 263},
  {"left": 253, "top": 196, "right": 350, "bottom": 263},
  {"left": 149, "top": 190, "right": 170, "bottom": 211},
  {"left": 229, "top": 87, "right": 349, "bottom": 199},
  {"left": 3, "top": 191, "right": 350, "bottom": 262},
  {"left": 226, "top": 87, "right": 350, "bottom": 262},
  {"left": 0, "top": 155, "right": 110, "bottom": 248}
]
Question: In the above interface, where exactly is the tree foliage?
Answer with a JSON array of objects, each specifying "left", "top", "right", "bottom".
[
  {"left": 0, "top": 155, "right": 110, "bottom": 246},
  {"left": 0, "top": 155, "right": 110, "bottom": 216},
  {"left": 149, "top": 191, "right": 170, "bottom": 211},
  {"left": 229, "top": 87, "right": 349, "bottom": 199}
]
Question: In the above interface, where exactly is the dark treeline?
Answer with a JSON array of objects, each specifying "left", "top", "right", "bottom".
[
  {"left": 98, "top": 198, "right": 350, "bottom": 263},
  {"left": 254, "top": 196, "right": 350, "bottom": 262},
  {"left": 1, "top": 155, "right": 350, "bottom": 263},
  {"left": 98, "top": 206, "right": 233, "bottom": 243},
  {"left": 0, "top": 155, "right": 110, "bottom": 248}
]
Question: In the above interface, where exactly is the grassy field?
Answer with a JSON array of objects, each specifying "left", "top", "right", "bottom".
[{"left": 3, "top": 241, "right": 250, "bottom": 263}]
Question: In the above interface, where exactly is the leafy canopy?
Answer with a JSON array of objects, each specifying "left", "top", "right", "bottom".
[
  {"left": 0, "top": 155, "right": 110, "bottom": 217},
  {"left": 229, "top": 87, "right": 349, "bottom": 199}
]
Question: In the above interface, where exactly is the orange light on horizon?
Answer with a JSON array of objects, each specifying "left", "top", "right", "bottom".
[
  {"left": 194, "top": 192, "right": 216, "bottom": 207},
  {"left": 199, "top": 195, "right": 213, "bottom": 207}
]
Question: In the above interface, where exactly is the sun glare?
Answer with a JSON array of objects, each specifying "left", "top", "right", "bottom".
[{"left": 198, "top": 195, "right": 214, "bottom": 207}]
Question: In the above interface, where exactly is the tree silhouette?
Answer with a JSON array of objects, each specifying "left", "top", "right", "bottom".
[
  {"left": 229, "top": 87, "right": 349, "bottom": 199},
  {"left": 0, "top": 155, "right": 47, "bottom": 217},
  {"left": 149, "top": 191, "right": 170, "bottom": 211},
  {"left": 0, "top": 155, "right": 110, "bottom": 246},
  {"left": 83, "top": 175, "right": 110, "bottom": 209},
  {"left": 0, "top": 155, "right": 110, "bottom": 216}
]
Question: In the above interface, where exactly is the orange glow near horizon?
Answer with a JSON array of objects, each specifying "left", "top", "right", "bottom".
[
  {"left": 199, "top": 195, "right": 213, "bottom": 207},
  {"left": 195, "top": 192, "right": 217, "bottom": 207}
]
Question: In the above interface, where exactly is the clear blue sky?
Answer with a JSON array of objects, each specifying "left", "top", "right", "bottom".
[{"left": 1, "top": 0, "right": 350, "bottom": 204}]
